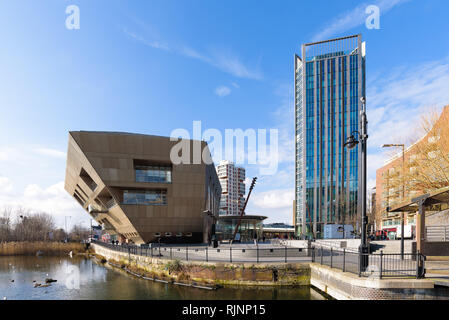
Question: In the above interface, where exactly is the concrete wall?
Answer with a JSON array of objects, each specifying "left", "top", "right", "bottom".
[{"left": 310, "top": 263, "right": 438, "bottom": 300}]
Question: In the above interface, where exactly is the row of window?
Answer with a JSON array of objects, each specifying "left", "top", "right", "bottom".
[
  {"left": 123, "top": 190, "right": 167, "bottom": 206},
  {"left": 135, "top": 165, "right": 172, "bottom": 183}
]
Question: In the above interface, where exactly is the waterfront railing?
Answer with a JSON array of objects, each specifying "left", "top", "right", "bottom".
[
  {"left": 311, "top": 245, "right": 426, "bottom": 279},
  {"left": 90, "top": 240, "right": 426, "bottom": 279},
  {"left": 90, "top": 240, "right": 312, "bottom": 263}
]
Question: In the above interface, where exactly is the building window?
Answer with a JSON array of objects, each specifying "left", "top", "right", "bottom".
[
  {"left": 135, "top": 163, "right": 172, "bottom": 183},
  {"left": 123, "top": 189, "right": 167, "bottom": 205}
]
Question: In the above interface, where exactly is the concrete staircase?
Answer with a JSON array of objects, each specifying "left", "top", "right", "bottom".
[{"left": 369, "top": 240, "right": 414, "bottom": 254}]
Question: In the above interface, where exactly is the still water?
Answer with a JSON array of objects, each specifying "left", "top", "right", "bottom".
[{"left": 0, "top": 256, "right": 324, "bottom": 300}]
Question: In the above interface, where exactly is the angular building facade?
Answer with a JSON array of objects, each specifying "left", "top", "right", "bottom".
[
  {"left": 217, "top": 160, "right": 246, "bottom": 216},
  {"left": 64, "top": 131, "right": 221, "bottom": 244},
  {"left": 295, "top": 35, "right": 366, "bottom": 238}
]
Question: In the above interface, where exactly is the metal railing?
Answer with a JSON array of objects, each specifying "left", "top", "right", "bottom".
[
  {"left": 91, "top": 240, "right": 311, "bottom": 263},
  {"left": 312, "top": 245, "right": 426, "bottom": 279},
  {"left": 91, "top": 241, "right": 426, "bottom": 278}
]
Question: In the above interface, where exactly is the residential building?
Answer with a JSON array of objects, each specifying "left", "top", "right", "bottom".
[
  {"left": 294, "top": 34, "right": 366, "bottom": 238},
  {"left": 217, "top": 160, "right": 246, "bottom": 216},
  {"left": 64, "top": 131, "right": 221, "bottom": 244}
]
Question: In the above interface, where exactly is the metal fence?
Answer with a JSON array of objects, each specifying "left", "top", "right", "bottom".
[
  {"left": 426, "top": 226, "right": 449, "bottom": 242},
  {"left": 91, "top": 241, "right": 426, "bottom": 278},
  {"left": 312, "top": 246, "right": 426, "bottom": 279},
  {"left": 91, "top": 240, "right": 312, "bottom": 263}
]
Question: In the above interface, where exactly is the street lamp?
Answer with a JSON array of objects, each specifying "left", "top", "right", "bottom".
[
  {"left": 344, "top": 96, "right": 369, "bottom": 272},
  {"left": 382, "top": 143, "right": 405, "bottom": 260}
]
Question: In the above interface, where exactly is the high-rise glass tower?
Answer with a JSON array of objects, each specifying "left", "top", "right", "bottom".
[{"left": 294, "top": 34, "right": 366, "bottom": 238}]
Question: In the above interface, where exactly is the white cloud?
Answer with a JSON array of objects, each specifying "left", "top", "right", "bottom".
[
  {"left": 214, "top": 85, "right": 231, "bottom": 97},
  {"left": 366, "top": 55, "right": 449, "bottom": 184},
  {"left": 123, "top": 27, "right": 170, "bottom": 51},
  {"left": 253, "top": 189, "right": 294, "bottom": 209},
  {"left": 0, "top": 180, "right": 86, "bottom": 228},
  {"left": 180, "top": 46, "right": 263, "bottom": 80},
  {"left": 0, "top": 176, "right": 13, "bottom": 193},
  {"left": 0, "top": 144, "right": 85, "bottom": 228},
  {"left": 312, "top": 0, "right": 410, "bottom": 42},
  {"left": 123, "top": 25, "right": 262, "bottom": 80}
]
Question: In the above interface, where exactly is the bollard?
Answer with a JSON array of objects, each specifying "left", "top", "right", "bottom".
[
  {"left": 186, "top": 245, "right": 189, "bottom": 261},
  {"left": 285, "top": 246, "right": 287, "bottom": 263},
  {"left": 206, "top": 246, "right": 208, "bottom": 262},
  {"left": 257, "top": 246, "right": 259, "bottom": 263},
  {"left": 343, "top": 249, "right": 346, "bottom": 272},
  {"left": 230, "top": 247, "right": 232, "bottom": 263},
  {"left": 170, "top": 247, "right": 172, "bottom": 260}
]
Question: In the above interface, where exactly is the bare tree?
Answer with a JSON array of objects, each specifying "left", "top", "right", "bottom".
[
  {"left": 69, "top": 223, "right": 90, "bottom": 241},
  {"left": 0, "top": 207, "right": 13, "bottom": 241},
  {"left": 14, "top": 209, "right": 55, "bottom": 241},
  {"left": 386, "top": 107, "right": 449, "bottom": 200}
]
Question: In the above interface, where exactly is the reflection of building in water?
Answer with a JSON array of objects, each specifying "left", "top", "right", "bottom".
[{"left": 216, "top": 215, "right": 266, "bottom": 242}]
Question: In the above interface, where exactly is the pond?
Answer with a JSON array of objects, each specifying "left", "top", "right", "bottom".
[{"left": 0, "top": 256, "right": 325, "bottom": 300}]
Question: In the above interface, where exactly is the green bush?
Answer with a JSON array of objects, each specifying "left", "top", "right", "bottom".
[{"left": 164, "top": 259, "right": 183, "bottom": 274}]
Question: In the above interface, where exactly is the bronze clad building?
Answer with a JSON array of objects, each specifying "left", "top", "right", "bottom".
[{"left": 64, "top": 131, "right": 221, "bottom": 244}]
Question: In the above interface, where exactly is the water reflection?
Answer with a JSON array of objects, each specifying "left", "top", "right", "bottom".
[{"left": 0, "top": 256, "right": 322, "bottom": 300}]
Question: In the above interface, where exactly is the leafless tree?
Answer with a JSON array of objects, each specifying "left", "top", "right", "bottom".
[
  {"left": 68, "top": 223, "right": 90, "bottom": 241},
  {"left": 14, "top": 208, "right": 55, "bottom": 241},
  {"left": 0, "top": 207, "right": 13, "bottom": 241},
  {"left": 386, "top": 107, "right": 449, "bottom": 200}
]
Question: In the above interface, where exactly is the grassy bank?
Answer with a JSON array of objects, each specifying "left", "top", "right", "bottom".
[{"left": 0, "top": 241, "right": 86, "bottom": 256}]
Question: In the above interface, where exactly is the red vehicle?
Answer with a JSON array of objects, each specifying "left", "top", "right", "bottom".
[{"left": 374, "top": 230, "right": 388, "bottom": 240}]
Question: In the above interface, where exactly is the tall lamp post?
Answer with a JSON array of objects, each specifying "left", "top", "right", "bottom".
[
  {"left": 382, "top": 143, "right": 405, "bottom": 260},
  {"left": 344, "top": 96, "right": 369, "bottom": 271}
]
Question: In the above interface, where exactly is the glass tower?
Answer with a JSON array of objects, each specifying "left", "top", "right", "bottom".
[{"left": 294, "top": 34, "right": 366, "bottom": 238}]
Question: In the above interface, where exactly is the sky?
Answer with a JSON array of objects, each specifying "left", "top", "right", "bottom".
[{"left": 0, "top": 0, "right": 449, "bottom": 229}]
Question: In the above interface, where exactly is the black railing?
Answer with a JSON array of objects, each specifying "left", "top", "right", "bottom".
[
  {"left": 91, "top": 240, "right": 311, "bottom": 263},
  {"left": 311, "top": 245, "right": 426, "bottom": 279},
  {"left": 91, "top": 241, "right": 426, "bottom": 278}
]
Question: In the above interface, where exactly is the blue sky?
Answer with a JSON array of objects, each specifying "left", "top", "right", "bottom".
[{"left": 0, "top": 0, "right": 449, "bottom": 228}]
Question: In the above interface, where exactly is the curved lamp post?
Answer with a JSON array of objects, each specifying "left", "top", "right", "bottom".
[{"left": 344, "top": 96, "right": 369, "bottom": 271}]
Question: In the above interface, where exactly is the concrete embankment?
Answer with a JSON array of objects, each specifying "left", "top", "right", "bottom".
[
  {"left": 91, "top": 243, "right": 310, "bottom": 288},
  {"left": 310, "top": 263, "right": 441, "bottom": 300},
  {"left": 0, "top": 242, "right": 86, "bottom": 256},
  {"left": 92, "top": 243, "right": 449, "bottom": 299}
]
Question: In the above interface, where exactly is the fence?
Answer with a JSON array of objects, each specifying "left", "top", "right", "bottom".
[
  {"left": 91, "top": 240, "right": 312, "bottom": 263},
  {"left": 91, "top": 241, "right": 426, "bottom": 278},
  {"left": 312, "top": 246, "right": 426, "bottom": 279},
  {"left": 426, "top": 226, "right": 449, "bottom": 242}
]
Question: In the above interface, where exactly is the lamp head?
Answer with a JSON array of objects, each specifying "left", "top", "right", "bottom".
[{"left": 344, "top": 135, "right": 359, "bottom": 149}]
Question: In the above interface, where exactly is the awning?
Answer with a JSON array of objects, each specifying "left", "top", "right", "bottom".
[{"left": 388, "top": 186, "right": 449, "bottom": 213}]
